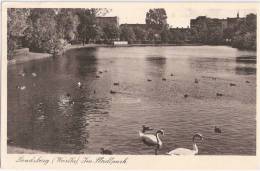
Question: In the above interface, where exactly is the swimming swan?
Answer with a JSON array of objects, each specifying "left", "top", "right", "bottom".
[
  {"left": 139, "top": 129, "right": 164, "bottom": 155},
  {"left": 167, "top": 133, "right": 203, "bottom": 156}
]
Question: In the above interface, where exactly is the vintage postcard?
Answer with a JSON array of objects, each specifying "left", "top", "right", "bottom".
[{"left": 1, "top": 1, "right": 260, "bottom": 169}]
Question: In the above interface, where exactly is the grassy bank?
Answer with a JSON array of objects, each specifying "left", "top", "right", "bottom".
[{"left": 8, "top": 44, "right": 108, "bottom": 65}]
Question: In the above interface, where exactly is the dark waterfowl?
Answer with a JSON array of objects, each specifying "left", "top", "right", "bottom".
[
  {"left": 142, "top": 125, "right": 154, "bottom": 133},
  {"left": 214, "top": 126, "right": 222, "bottom": 133},
  {"left": 110, "top": 90, "right": 116, "bottom": 94},
  {"left": 100, "top": 148, "right": 112, "bottom": 155},
  {"left": 114, "top": 82, "right": 119, "bottom": 86},
  {"left": 184, "top": 94, "right": 188, "bottom": 98},
  {"left": 216, "top": 93, "right": 223, "bottom": 96},
  {"left": 7, "top": 137, "right": 14, "bottom": 145}
]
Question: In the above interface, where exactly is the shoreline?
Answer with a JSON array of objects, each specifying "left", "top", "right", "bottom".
[
  {"left": 8, "top": 44, "right": 108, "bottom": 65},
  {"left": 8, "top": 43, "right": 255, "bottom": 65},
  {"left": 8, "top": 145, "right": 47, "bottom": 154}
]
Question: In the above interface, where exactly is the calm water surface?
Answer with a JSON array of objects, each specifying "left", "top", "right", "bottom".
[{"left": 8, "top": 46, "right": 256, "bottom": 155}]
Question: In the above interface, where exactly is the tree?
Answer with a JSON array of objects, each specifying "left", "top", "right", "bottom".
[
  {"left": 145, "top": 8, "right": 167, "bottom": 27},
  {"left": 160, "top": 28, "right": 172, "bottom": 43},
  {"left": 103, "top": 23, "right": 120, "bottom": 42},
  {"left": 56, "top": 9, "right": 80, "bottom": 42},
  {"left": 147, "top": 29, "right": 156, "bottom": 43},
  {"left": 76, "top": 9, "right": 97, "bottom": 45},
  {"left": 75, "top": 8, "right": 110, "bottom": 45},
  {"left": 120, "top": 26, "right": 136, "bottom": 43},
  {"left": 7, "top": 8, "right": 30, "bottom": 59},
  {"left": 231, "top": 13, "right": 256, "bottom": 50},
  {"left": 24, "top": 9, "right": 63, "bottom": 53},
  {"left": 133, "top": 27, "right": 148, "bottom": 43}
]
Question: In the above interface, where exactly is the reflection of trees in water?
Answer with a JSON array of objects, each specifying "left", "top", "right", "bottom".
[
  {"left": 187, "top": 57, "right": 228, "bottom": 73},
  {"left": 50, "top": 48, "right": 99, "bottom": 77},
  {"left": 235, "top": 66, "right": 256, "bottom": 75},
  {"left": 146, "top": 55, "right": 166, "bottom": 65},
  {"left": 235, "top": 56, "right": 256, "bottom": 75},
  {"left": 68, "top": 48, "right": 99, "bottom": 78},
  {"left": 52, "top": 96, "right": 111, "bottom": 154},
  {"left": 236, "top": 56, "right": 256, "bottom": 64},
  {"left": 145, "top": 55, "right": 166, "bottom": 76}
]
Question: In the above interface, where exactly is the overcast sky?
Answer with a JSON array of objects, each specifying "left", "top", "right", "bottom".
[{"left": 106, "top": 8, "right": 256, "bottom": 27}]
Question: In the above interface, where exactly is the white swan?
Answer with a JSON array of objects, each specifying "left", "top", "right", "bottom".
[
  {"left": 139, "top": 129, "right": 164, "bottom": 155},
  {"left": 78, "top": 82, "right": 83, "bottom": 88},
  {"left": 167, "top": 133, "right": 203, "bottom": 156}
]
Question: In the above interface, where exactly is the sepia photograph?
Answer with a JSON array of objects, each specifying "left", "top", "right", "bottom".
[{"left": 5, "top": 2, "right": 257, "bottom": 158}]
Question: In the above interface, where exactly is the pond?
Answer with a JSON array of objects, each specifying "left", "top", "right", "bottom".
[{"left": 8, "top": 45, "right": 256, "bottom": 155}]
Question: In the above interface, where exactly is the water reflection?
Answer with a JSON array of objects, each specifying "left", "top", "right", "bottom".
[
  {"left": 235, "top": 66, "right": 256, "bottom": 75},
  {"left": 8, "top": 46, "right": 256, "bottom": 155},
  {"left": 236, "top": 56, "right": 256, "bottom": 64}
]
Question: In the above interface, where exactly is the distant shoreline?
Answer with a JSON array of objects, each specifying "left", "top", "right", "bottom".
[{"left": 8, "top": 43, "right": 254, "bottom": 65}]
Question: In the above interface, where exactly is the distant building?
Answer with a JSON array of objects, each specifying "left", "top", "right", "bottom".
[
  {"left": 96, "top": 16, "right": 119, "bottom": 27},
  {"left": 189, "top": 12, "right": 245, "bottom": 43},
  {"left": 190, "top": 12, "right": 245, "bottom": 32}
]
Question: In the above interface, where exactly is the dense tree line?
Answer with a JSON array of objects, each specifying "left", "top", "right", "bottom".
[
  {"left": 7, "top": 8, "right": 256, "bottom": 60},
  {"left": 230, "top": 14, "right": 257, "bottom": 50},
  {"left": 7, "top": 8, "right": 111, "bottom": 60}
]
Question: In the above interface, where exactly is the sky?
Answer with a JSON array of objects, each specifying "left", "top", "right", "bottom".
[{"left": 106, "top": 8, "right": 256, "bottom": 28}]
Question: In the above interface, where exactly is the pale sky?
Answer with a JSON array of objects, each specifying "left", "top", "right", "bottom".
[{"left": 106, "top": 8, "right": 256, "bottom": 28}]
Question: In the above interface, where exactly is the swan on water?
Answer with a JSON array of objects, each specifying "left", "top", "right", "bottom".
[
  {"left": 32, "top": 72, "right": 37, "bottom": 77},
  {"left": 60, "top": 93, "right": 74, "bottom": 105},
  {"left": 167, "top": 133, "right": 203, "bottom": 156},
  {"left": 139, "top": 129, "right": 164, "bottom": 155},
  {"left": 78, "top": 82, "right": 83, "bottom": 88},
  {"left": 17, "top": 86, "right": 26, "bottom": 90},
  {"left": 19, "top": 71, "right": 26, "bottom": 77}
]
